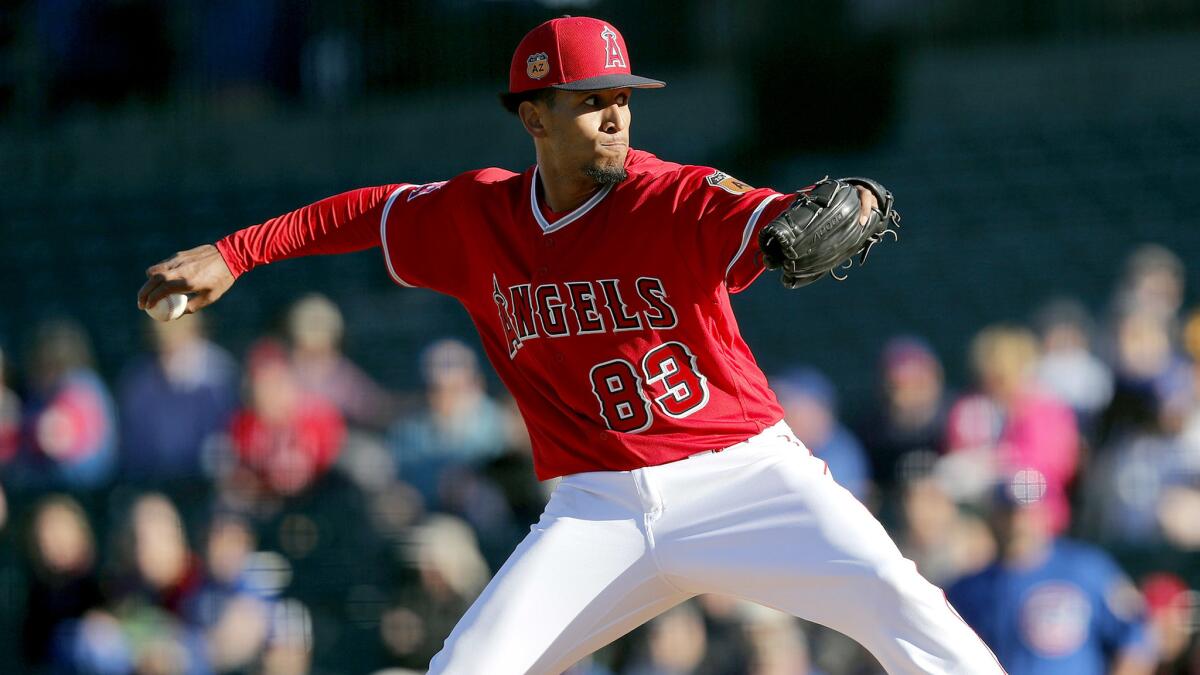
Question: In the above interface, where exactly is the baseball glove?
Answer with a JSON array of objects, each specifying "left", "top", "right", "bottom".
[{"left": 758, "top": 177, "right": 900, "bottom": 289}]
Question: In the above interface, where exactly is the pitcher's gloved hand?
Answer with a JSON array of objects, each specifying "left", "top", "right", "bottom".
[{"left": 758, "top": 177, "right": 900, "bottom": 289}]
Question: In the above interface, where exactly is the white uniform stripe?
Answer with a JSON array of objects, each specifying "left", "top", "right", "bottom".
[
  {"left": 531, "top": 165, "right": 614, "bottom": 234},
  {"left": 724, "top": 193, "right": 783, "bottom": 283},
  {"left": 380, "top": 184, "right": 418, "bottom": 288}
]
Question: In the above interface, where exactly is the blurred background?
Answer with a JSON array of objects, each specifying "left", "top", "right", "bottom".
[{"left": 2, "top": 0, "right": 1200, "bottom": 673}]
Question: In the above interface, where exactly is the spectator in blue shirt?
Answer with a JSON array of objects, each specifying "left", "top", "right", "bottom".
[
  {"left": 117, "top": 314, "right": 238, "bottom": 481},
  {"left": 947, "top": 473, "right": 1157, "bottom": 675},
  {"left": 388, "top": 338, "right": 506, "bottom": 505}
]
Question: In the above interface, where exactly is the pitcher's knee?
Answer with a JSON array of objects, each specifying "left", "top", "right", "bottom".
[
  {"left": 867, "top": 560, "right": 1005, "bottom": 673},
  {"left": 863, "top": 557, "right": 938, "bottom": 606},
  {"left": 429, "top": 636, "right": 551, "bottom": 675}
]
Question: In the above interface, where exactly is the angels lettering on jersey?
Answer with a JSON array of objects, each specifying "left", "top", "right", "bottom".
[{"left": 492, "top": 274, "right": 677, "bottom": 359}]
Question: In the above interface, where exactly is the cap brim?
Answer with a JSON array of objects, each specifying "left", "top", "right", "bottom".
[{"left": 552, "top": 74, "right": 665, "bottom": 91}]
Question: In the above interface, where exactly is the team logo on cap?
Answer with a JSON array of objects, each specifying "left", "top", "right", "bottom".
[
  {"left": 706, "top": 170, "right": 754, "bottom": 195},
  {"left": 526, "top": 52, "right": 549, "bottom": 80},
  {"left": 600, "top": 26, "right": 626, "bottom": 69}
]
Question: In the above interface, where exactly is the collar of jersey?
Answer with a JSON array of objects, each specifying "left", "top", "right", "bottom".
[{"left": 530, "top": 165, "right": 614, "bottom": 235}]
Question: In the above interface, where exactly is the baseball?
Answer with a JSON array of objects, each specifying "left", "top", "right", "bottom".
[{"left": 146, "top": 293, "right": 188, "bottom": 322}]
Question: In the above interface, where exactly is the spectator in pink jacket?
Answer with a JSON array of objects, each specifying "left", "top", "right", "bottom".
[{"left": 945, "top": 325, "right": 1080, "bottom": 533}]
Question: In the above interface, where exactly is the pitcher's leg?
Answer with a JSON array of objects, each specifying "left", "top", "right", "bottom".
[
  {"left": 661, "top": 448, "right": 1004, "bottom": 674},
  {"left": 429, "top": 479, "right": 690, "bottom": 675}
]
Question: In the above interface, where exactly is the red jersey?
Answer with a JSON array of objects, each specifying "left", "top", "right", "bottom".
[{"left": 218, "top": 149, "right": 796, "bottom": 479}]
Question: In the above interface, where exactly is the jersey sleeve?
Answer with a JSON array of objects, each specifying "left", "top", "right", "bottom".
[
  {"left": 216, "top": 185, "right": 404, "bottom": 278},
  {"left": 380, "top": 173, "right": 489, "bottom": 296},
  {"left": 674, "top": 166, "right": 796, "bottom": 293}
]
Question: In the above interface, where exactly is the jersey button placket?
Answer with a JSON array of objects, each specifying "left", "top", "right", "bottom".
[{"left": 536, "top": 236, "right": 554, "bottom": 278}]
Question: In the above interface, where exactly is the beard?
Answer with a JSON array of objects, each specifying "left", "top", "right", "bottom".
[{"left": 583, "top": 164, "right": 628, "bottom": 186}]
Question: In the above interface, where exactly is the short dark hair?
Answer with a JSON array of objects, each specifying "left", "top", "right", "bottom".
[{"left": 499, "top": 87, "right": 556, "bottom": 115}]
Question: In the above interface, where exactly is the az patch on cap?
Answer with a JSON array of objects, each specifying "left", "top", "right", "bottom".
[
  {"left": 527, "top": 52, "right": 549, "bottom": 80},
  {"left": 706, "top": 170, "right": 754, "bottom": 195}
]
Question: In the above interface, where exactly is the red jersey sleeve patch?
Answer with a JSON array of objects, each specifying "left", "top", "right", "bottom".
[{"left": 704, "top": 170, "right": 755, "bottom": 195}]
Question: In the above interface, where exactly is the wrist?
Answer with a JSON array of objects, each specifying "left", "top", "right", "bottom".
[{"left": 214, "top": 237, "right": 247, "bottom": 279}]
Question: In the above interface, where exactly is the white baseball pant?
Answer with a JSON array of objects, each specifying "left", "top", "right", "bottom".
[{"left": 428, "top": 420, "right": 1005, "bottom": 674}]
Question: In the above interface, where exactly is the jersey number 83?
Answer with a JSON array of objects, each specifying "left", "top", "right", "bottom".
[{"left": 589, "top": 341, "right": 710, "bottom": 433}]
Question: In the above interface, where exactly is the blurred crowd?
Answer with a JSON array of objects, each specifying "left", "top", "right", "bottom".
[
  {"left": 9, "top": 0, "right": 1193, "bottom": 123},
  {"left": 1, "top": 0, "right": 668, "bottom": 118},
  {"left": 1, "top": 243, "right": 1199, "bottom": 675}
]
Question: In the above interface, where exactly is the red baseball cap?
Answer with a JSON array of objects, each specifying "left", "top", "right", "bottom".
[{"left": 508, "top": 16, "right": 665, "bottom": 94}]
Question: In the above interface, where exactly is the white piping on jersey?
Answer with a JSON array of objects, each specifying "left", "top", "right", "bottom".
[
  {"left": 530, "top": 165, "right": 615, "bottom": 235},
  {"left": 725, "top": 193, "right": 783, "bottom": 283},
  {"left": 380, "top": 184, "right": 418, "bottom": 288}
]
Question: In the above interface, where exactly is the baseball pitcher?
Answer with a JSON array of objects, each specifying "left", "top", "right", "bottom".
[{"left": 138, "top": 16, "right": 1005, "bottom": 675}]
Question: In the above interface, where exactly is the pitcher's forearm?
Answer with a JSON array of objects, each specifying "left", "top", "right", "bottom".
[{"left": 217, "top": 184, "right": 405, "bottom": 277}]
